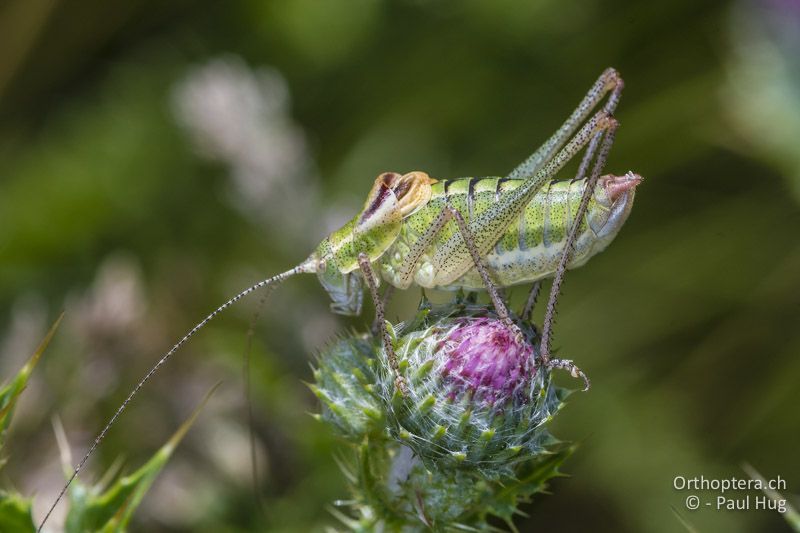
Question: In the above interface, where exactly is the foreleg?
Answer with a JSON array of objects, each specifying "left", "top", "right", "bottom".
[
  {"left": 358, "top": 253, "right": 408, "bottom": 395},
  {"left": 370, "top": 284, "right": 394, "bottom": 336}
]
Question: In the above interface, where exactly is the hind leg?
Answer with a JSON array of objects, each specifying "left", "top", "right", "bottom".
[
  {"left": 539, "top": 86, "right": 623, "bottom": 391},
  {"left": 508, "top": 68, "right": 624, "bottom": 180},
  {"left": 520, "top": 281, "right": 541, "bottom": 324}
]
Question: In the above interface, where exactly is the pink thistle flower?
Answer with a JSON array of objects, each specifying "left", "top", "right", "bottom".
[{"left": 439, "top": 317, "right": 535, "bottom": 405}]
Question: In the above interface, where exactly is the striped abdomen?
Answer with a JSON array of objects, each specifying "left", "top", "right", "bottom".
[{"left": 381, "top": 174, "right": 637, "bottom": 290}]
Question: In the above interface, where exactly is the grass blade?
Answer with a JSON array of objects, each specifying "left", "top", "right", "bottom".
[
  {"left": 65, "top": 382, "right": 220, "bottom": 533},
  {"left": 0, "top": 314, "right": 63, "bottom": 447}
]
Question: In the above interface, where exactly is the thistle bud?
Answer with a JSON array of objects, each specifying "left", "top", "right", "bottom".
[{"left": 313, "top": 301, "right": 573, "bottom": 529}]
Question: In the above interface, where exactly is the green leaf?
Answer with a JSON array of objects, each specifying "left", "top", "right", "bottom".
[
  {"left": 481, "top": 442, "right": 576, "bottom": 526},
  {"left": 743, "top": 463, "right": 800, "bottom": 532},
  {"left": 65, "top": 383, "right": 219, "bottom": 533},
  {"left": 671, "top": 505, "right": 700, "bottom": 533},
  {"left": 0, "top": 491, "right": 36, "bottom": 533},
  {"left": 0, "top": 314, "right": 63, "bottom": 450}
]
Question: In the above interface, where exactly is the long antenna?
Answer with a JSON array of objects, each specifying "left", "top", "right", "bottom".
[{"left": 38, "top": 264, "right": 309, "bottom": 531}]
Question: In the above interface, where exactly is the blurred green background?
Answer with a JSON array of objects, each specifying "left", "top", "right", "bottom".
[{"left": 1, "top": 0, "right": 799, "bottom": 531}]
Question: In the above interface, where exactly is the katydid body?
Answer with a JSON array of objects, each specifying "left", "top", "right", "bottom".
[
  {"left": 415, "top": 173, "right": 640, "bottom": 290},
  {"left": 319, "top": 171, "right": 640, "bottom": 296}
]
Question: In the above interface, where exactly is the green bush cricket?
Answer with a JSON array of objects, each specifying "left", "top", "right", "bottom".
[{"left": 39, "top": 67, "right": 640, "bottom": 530}]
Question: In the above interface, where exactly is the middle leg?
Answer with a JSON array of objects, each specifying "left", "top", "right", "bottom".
[{"left": 395, "top": 201, "right": 516, "bottom": 330}]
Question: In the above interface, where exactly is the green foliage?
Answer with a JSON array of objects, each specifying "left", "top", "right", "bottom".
[
  {"left": 337, "top": 439, "right": 573, "bottom": 532},
  {"left": 0, "top": 318, "right": 215, "bottom": 532},
  {"left": 64, "top": 384, "right": 218, "bottom": 533},
  {"left": 0, "top": 314, "right": 62, "bottom": 450},
  {"left": 0, "top": 317, "right": 62, "bottom": 533},
  {"left": 0, "top": 492, "right": 36, "bottom": 533},
  {"left": 743, "top": 463, "right": 800, "bottom": 532}
]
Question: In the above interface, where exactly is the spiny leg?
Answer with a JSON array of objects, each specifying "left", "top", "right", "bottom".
[
  {"left": 571, "top": 69, "right": 624, "bottom": 186},
  {"left": 371, "top": 284, "right": 394, "bottom": 336},
  {"left": 548, "top": 358, "right": 591, "bottom": 390},
  {"left": 431, "top": 109, "right": 618, "bottom": 288},
  {"left": 445, "top": 204, "right": 518, "bottom": 333},
  {"left": 395, "top": 199, "right": 457, "bottom": 289},
  {"left": 521, "top": 281, "right": 541, "bottom": 323},
  {"left": 541, "top": 123, "right": 619, "bottom": 354},
  {"left": 421, "top": 71, "right": 625, "bottom": 294},
  {"left": 536, "top": 131, "right": 604, "bottom": 388},
  {"left": 393, "top": 201, "right": 516, "bottom": 333},
  {"left": 358, "top": 253, "right": 408, "bottom": 395},
  {"left": 573, "top": 128, "right": 604, "bottom": 183},
  {"left": 534, "top": 74, "right": 625, "bottom": 389},
  {"left": 542, "top": 124, "right": 617, "bottom": 354},
  {"left": 522, "top": 128, "right": 604, "bottom": 352},
  {"left": 572, "top": 72, "right": 624, "bottom": 184},
  {"left": 508, "top": 68, "right": 623, "bottom": 180},
  {"left": 540, "top": 115, "right": 621, "bottom": 391},
  {"left": 535, "top": 129, "right": 609, "bottom": 391}
]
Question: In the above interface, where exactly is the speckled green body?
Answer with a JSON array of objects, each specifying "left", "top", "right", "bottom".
[
  {"left": 307, "top": 168, "right": 638, "bottom": 314},
  {"left": 381, "top": 175, "right": 634, "bottom": 290}
]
